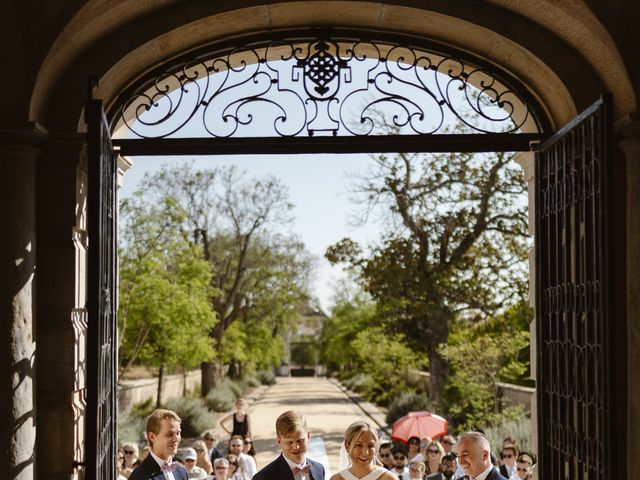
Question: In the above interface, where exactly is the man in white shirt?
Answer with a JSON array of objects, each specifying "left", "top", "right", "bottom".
[
  {"left": 456, "top": 432, "right": 507, "bottom": 480},
  {"left": 128, "top": 408, "right": 189, "bottom": 480},
  {"left": 229, "top": 435, "right": 258, "bottom": 478}
]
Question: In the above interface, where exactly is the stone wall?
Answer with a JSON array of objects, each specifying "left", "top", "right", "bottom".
[
  {"left": 117, "top": 370, "right": 201, "bottom": 412},
  {"left": 408, "top": 370, "right": 536, "bottom": 412}
]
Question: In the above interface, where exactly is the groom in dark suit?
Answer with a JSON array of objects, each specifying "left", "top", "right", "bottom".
[
  {"left": 456, "top": 432, "right": 507, "bottom": 480},
  {"left": 128, "top": 408, "right": 189, "bottom": 480},
  {"left": 253, "top": 410, "right": 325, "bottom": 480}
]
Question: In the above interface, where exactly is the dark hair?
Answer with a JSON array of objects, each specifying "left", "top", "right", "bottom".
[
  {"left": 379, "top": 442, "right": 393, "bottom": 450},
  {"left": 392, "top": 446, "right": 408, "bottom": 456},
  {"left": 408, "top": 436, "right": 421, "bottom": 445},
  {"left": 442, "top": 453, "right": 457, "bottom": 464}
]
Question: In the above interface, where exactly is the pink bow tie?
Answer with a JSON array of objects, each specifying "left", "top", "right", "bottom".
[
  {"left": 161, "top": 462, "right": 179, "bottom": 473},
  {"left": 293, "top": 464, "right": 311, "bottom": 476}
]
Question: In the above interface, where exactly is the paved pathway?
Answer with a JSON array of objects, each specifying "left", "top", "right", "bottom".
[{"left": 249, "top": 377, "right": 384, "bottom": 478}]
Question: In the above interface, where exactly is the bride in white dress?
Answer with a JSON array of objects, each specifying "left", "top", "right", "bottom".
[{"left": 330, "top": 421, "right": 398, "bottom": 480}]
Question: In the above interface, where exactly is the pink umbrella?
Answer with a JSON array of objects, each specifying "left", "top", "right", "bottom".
[{"left": 391, "top": 411, "right": 448, "bottom": 443}]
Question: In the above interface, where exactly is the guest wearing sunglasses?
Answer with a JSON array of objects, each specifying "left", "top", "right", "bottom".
[
  {"left": 121, "top": 442, "right": 140, "bottom": 478},
  {"left": 424, "top": 441, "right": 445, "bottom": 475},
  {"left": 391, "top": 446, "right": 409, "bottom": 479},
  {"left": 439, "top": 435, "right": 456, "bottom": 455},
  {"left": 192, "top": 439, "right": 213, "bottom": 474},
  {"left": 515, "top": 453, "right": 534, "bottom": 480},
  {"left": 407, "top": 436, "right": 423, "bottom": 463},
  {"left": 211, "top": 458, "right": 232, "bottom": 480},
  {"left": 498, "top": 445, "right": 519, "bottom": 479},
  {"left": 378, "top": 442, "right": 395, "bottom": 470},
  {"left": 243, "top": 436, "right": 258, "bottom": 467}
]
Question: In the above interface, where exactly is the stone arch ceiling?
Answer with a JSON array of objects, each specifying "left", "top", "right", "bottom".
[{"left": 30, "top": 0, "right": 635, "bottom": 132}]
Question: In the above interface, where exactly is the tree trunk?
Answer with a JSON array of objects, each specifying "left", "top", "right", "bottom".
[
  {"left": 201, "top": 361, "right": 226, "bottom": 396},
  {"left": 157, "top": 364, "right": 165, "bottom": 408},
  {"left": 182, "top": 366, "right": 188, "bottom": 397},
  {"left": 426, "top": 309, "right": 451, "bottom": 404}
]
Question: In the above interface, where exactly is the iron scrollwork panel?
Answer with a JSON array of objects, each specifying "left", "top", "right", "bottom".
[
  {"left": 87, "top": 99, "right": 118, "bottom": 480},
  {"left": 114, "top": 34, "right": 536, "bottom": 139},
  {"left": 535, "top": 97, "right": 610, "bottom": 480}
]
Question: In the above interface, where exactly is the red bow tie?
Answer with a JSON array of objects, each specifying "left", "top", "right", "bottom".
[
  {"left": 293, "top": 464, "right": 311, "bottom": 476},
  {"left": 161, "top": 462, "right": 179, "bottom": 473}
]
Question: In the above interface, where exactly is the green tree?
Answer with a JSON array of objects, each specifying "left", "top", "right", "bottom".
[
  {"left": 326, "top": 128, "right": 530, "bottom": 403},
  {"left": 127, "top": 163, "right": 311, "bottom": 394},
  {"left": 118, "top": 191, "right": 217, "bottom": 404},
  {"left": 438, "top": 302, "right": 531, "bottom": 431}
]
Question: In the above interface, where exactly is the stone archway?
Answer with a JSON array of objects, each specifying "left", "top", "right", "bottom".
[{"left": 25, "top": 3, "right": 636, "bottom": 480}]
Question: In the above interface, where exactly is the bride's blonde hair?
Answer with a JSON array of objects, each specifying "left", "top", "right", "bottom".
[{"left": 344, "top": 421, "right": 380, "bottom": 465}]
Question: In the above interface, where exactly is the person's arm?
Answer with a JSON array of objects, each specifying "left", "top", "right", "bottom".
[
  {"left": 219, "top": 414, "right": 233, "bottom": 434},
  {"left": 245, "top": 414, "right": 252, "bottom": 438}
]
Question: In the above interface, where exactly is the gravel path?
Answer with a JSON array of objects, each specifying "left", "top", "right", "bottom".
[{"left": 249, "top": 377, "right": 384, "bottom": 478}]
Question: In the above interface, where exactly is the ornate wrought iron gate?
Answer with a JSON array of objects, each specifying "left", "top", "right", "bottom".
[
  {"left": 535, "top": 96, "right": 612, "bottom": 480},
  {"left": 86, "top": 99, "right": 118, "bottom": 480}
]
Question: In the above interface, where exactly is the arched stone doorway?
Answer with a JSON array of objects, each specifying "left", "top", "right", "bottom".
[{"left": 21, "top": 3, "right": 635, "bottom": 480}]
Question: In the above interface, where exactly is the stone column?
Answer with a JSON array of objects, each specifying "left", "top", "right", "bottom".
[
  {"left": 0, "top": 123, "right": 46, "bottom": 480},
  {"left": 36, "top": 135, "right": 88, "bottom": 480},
  {"left": 618, "top": 119, "right": 640, "bottom": 480}
]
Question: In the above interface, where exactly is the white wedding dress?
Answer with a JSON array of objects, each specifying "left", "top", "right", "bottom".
[{"left": 337, "top": 467, "right": 390, "bottom": 480}]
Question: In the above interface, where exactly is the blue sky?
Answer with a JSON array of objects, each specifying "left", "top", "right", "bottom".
[{"left": 119, "top": 153, "right": 382, "bottom": 313}]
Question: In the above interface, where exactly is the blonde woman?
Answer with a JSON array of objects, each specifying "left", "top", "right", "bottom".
[
  {"left": 193, "top": 439, "right": 213, "bottom": 474},
  {"left": 121, "top": 442, "right": 139, "bottom": 478},
  {"left": 424, "top": 440, "right": 445, "bottom": 475},
  {"left": 331, "top": 421, "right": 396, "bottom": 480}
]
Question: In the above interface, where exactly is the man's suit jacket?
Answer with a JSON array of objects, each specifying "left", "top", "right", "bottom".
[
  {"left": 253, "top": 453, "right": 325, "bottom": 480},
  {"left": 486, "top": 466, "right": 509, "bottom": 480},
  {"left": 128, "top": 453, "right": 189, "bottom": 480}
]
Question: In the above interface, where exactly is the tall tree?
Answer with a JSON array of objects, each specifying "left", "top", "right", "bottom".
[
  {"left": 135, "top": 163, "right": 310, "bottom": 394},
  {"left": 118, "top": 192, "right": 217, "bottom": 401},
  {"left": 326, "top": 134, "right": 530, "bottom": 403}
]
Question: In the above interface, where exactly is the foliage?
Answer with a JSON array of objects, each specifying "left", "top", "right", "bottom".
[
  {"left": 326, "top": 122, "right": 531, "bottom": 402},
  {"left": 290, "top": 334, "right": 319, "bottom": 367},
  {"left": 118, "top": 408, "right": 147, "bottom": 445},
  {"left": 341, "top": 372, "right": 375, "bottom": 394},
  {"left": 128, "top": 163, "right": 312, "bottom": 392},
  {"left": 438, "top": 302, "right": 531, "bottom": 431},
  {"left": 386, "top": 391, "right": 431, "bottom": 426},
  {"left": 131, "top": 398, "right": 156, "bottom": 419},
  {"left": 319, "top": 294, "right": 379, "bottom": 372},
  {"left": 164, "top": 396, "right": 217, "bottom": 437},
  {"left": 205, "top": 387, "right": 237, "bottom": 413},
  {"left": 483, "top": 406, "right": 533, "bottom": 457},
  {"left": 118, "top": 183, "right": 218, "bottom": 379},
  {"left": 255, "top": 369, "right": 277, "bottom": 386},
  {"left": 321, "top": 294, "right": 427, "bottom": 405}
]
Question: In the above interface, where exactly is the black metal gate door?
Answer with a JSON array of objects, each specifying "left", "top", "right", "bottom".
[
  {"left": 86, "top": 99, "right": 118, "bottom": 480},
  {"left": 535, "top": 96, "right": 612, "bottom": 480}
]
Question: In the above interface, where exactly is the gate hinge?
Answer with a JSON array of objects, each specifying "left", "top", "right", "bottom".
[
  {"left": 72, "top": 460, "right": 86, "bottom": 469},
  {"left": 529, "top": 140, "right": 540, "bottom": 152}
]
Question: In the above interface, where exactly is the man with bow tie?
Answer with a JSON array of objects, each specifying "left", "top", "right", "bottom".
[
  {"left": 128, "top": 409, "right": 189, "bottom": 480},
  {"left": 456, "top": 432, "right": 507, "bottom": 480},
  {"left": 253, "top": 410, "right": 325, "bottom": 480}
]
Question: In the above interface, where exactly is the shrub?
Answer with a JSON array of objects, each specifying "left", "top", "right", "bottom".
[
  {"left": 386, "top": 391, "right": 430, "bottom": 426},
  {"left": 118, "top": 409, "right": 147, "bottom": 446},
  {"left": 242, "top": 373, "right": 261, "bottom": 389},
  {"left": 220, "top": 377, "right": 243, "bottom": 399},
  {"left": 205, "top": 386, "right": 236, "bottom": 412},
  {"left": 342, "top": 373, "right": 374, "bottom": 394},
  {"left": 131, "top": 398, "right": 155, "bottom": 419},
  {"left": 483, "top": 406, "right": 532, "bottom": 456},
  {"left": 255, "top": 369, "right": 276, "bottom": 386},
  {"left": 164, "top": 396, "right": 216, "bottom": 437}
]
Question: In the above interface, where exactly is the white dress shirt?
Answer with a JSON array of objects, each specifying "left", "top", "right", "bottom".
[
  {"left": 283, "top": 454, "right": 310, "bottom": 480},
  {"left": 473, "top": 464, "right": 495, "bottom": 480},
  {"left": 149, "top": 450, "right": 178, "bottom": 480}
]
